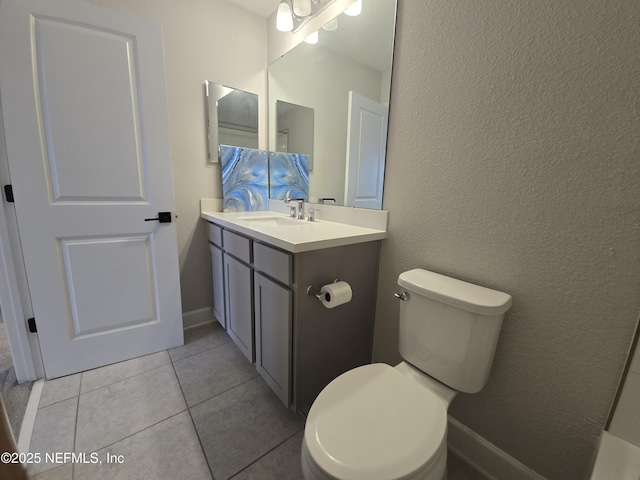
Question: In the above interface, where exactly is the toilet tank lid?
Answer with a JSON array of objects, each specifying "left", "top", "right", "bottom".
[{"left": 398, "top": 269, "right": 512, "bottom": 315}]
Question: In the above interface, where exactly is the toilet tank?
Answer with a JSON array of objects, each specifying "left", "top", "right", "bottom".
[{"left": 397, "top": 269, "right": 512, "bottom": 394}]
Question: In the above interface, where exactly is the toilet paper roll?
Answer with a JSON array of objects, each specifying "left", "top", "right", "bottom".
[{"left": 319, "top": 281, "right": 352, "bottom": 309}]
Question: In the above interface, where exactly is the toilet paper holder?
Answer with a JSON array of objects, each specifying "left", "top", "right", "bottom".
[{"left": 306, "top": 279, "right": 339, "bottom": 300}]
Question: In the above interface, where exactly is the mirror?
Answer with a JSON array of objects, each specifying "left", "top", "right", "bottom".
[
  {"left": 275, "top": 100, "right": 314, "bottom": 170},
  {"left": 205, "top": 81, "right": 258, "bottom": 162},
  {"left": 268, "top": 0, "right": 397, "bottom": 209}
]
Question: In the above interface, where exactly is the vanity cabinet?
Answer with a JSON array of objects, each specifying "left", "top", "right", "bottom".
[
  {"left": 254, "top": 272, "right": 291, "bottom": 405},
  {"left": 206, "top": 219, "right": 380, "bottom": 414},
  {"left": 208, "top": 222, "right": 226, "bottom": 328},
  {"left": 224, "top": 254, "right": 254, "bottom": 362},
  {"left": 209, "top": 243, "right": 226, "bottom": 328}
]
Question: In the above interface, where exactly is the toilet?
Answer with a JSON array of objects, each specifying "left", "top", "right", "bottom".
[{"left": 301, "top": 268, "right": 512, "bottom": 480}]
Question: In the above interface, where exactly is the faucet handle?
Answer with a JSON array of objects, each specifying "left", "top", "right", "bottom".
[
  {"left": 288, "top": 206, "right": 297, "bottom": 218},
  {"left": 307, "top": 208, "right": 316, "bottom": 222}
]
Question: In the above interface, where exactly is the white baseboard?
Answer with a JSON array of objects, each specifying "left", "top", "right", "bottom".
[
  {"left": 447, "top": 416, "right": 546, "bottom": 480},
  {"left": 182, "top": 307, "right": 215, "bottom": 329},
  {"left": 18, "top": 378, "right": 44, "bottom": 453}
]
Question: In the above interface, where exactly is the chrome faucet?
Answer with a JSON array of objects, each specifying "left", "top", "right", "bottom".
[{"left": 284, "top": 197, "right": 305, "bottom": 219}]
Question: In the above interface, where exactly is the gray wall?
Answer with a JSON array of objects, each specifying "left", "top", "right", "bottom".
[{"left": 374, "top": 1, "right": 640, "bottom": 479}]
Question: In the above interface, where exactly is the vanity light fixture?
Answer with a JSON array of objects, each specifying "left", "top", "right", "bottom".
[
  {"left": 304, "top": 30, "right": 319, "bottom": 44},
  {"left": 343, "top": 0, "right": 362, "bottom": 16},
  {"left": 293, "top": 0, "right": 312, "bottom": 17},
  {"left": 276, "top": 0, "right": 360, "bottom": 34},
  {"left": 322, "top": 17, "right": 338, "bottom": 31},
  {"left": 276, "top": 0, "right": 294, "bottom": 32}
]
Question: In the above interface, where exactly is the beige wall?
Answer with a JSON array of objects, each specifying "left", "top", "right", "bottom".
[
  {"left": 374, "top": 1, "right": 640, "bottom": 479},
  {"left": 89, "top": 0, "right": 267, "bottom": 314}
]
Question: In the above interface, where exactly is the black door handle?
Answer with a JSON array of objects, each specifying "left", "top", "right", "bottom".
[{"left": 145, "top": 212, "right": 172, "bottom": 223}]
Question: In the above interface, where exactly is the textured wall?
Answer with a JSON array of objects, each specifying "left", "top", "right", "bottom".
[
  {"left": 374, "top": 1, "right": 640, "bottom": 478},
  {"left": 89, "top": 0, "right": 267, "bottom": 314}
]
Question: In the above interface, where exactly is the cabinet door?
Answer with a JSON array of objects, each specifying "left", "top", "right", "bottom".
[
  {"left": 224, "top": 254, "right": 254, "bottom": 362},
  {"left": 254, "top": 273, "right": 291, "bottom": 406},
  {"left": 209, "top": 243, "right": 226, "bottom": 329}
]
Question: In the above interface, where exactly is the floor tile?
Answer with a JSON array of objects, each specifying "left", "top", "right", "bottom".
[
  {"left": 32, "top": 463, "right": 73, "bottom": 480},
  {"left": 39, "top": 374, "right": 81, "bottom": 408},
  {"left": 80, "top": 351, "right": 171, "bottom": 394},
  {"left": 28, "top": 397, "right": 77, "bottom": 476},
  {"left": 447, "top": 451, "right": 490, "bottom": 480},
  {"left": 232, "top": 430, "right": 304, "bottom": 480},
  {"left": 192, "top": 376, "right": 304, "bottom": 480},
  {"left": 168, "top": 321, "right": 230, "bottom": 363},
  {"left": 75, "top": 364, "right": 186, "bottom": 453},
  {"left": 74, "top": 411, "right": 212, "bottom": 480},
  {"left": 173, "top": 342, "right": 258, "bottom": 407}
]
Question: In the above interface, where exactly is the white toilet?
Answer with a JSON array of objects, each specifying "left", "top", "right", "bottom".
[{"left": 301, "top": 268, "right": 512, "bottom": 480}]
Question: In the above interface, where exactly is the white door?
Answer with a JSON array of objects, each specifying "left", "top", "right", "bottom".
[
  {"left": 344, "top": 91, "right": 389, "bottom": 209},
  {"left": 0, "top": 0, "right": 183, "bottom": 378}
]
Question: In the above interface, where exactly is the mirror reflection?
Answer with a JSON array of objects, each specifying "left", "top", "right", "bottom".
[
  {"left": 205, "top": 81, "right": 258, "bottom": 162},
  {"left": 268, "top": 0, "right": 397, "bottom": 209},
  {"left": 275, "top": 100, "right": 314, "bottom": 170}
]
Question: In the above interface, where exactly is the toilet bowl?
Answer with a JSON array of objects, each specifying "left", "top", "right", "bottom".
[
  {"left": 301, "top": 363, "right": 451, "bottom": 480},
  {"left": 301, "top": 268, "right": 512, "bottom": 480}
]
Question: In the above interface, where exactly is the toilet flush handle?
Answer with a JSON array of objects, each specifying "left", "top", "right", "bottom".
[{"left": 394, "top": 292, "right": 410, "bottom": 301}]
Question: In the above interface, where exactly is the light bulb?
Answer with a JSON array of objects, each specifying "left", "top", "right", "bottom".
[
  {"left": 344, "top": 0, "right": 362, "bottom": 16},
  {"left": 322, "top": 17, "right": 338, "bottom": 31},
  {"left": 276, "top": 1, "right": 294, "bottom": 32},
  {"left": 304, "top": 31, "right": 318, "bottom": 44},
  {"left": 293, "top": 0, "right": 311, "bottom": 17}
]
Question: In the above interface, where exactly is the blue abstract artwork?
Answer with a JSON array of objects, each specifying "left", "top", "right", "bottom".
[
  {"left": 221, "top": 145, "right": 269, "bottom": 212},
  {"left": 269, "top": 152, "right": 309, "bottom": 202}
]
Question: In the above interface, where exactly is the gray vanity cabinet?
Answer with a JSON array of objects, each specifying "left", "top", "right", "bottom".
[
  {"left": 254, "top": 272, "right": 291, "bottom": 406},
  {"left": 206, "top": 219, "right": 379, "bottom": 413},
  {"left": 208, "top": 223, "right": 226, "bottom": 328},
  {"left": 209, "top": 243, "right": 226, "bottom": 328},
  {"left": 224, "top": 254, "right": 254, "bottom": 362}
]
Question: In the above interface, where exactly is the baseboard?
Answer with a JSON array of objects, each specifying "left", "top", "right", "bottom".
[
  {"left": 447, "top": 416, "right": 546, "bottom": 480},
  {"left": 17, "top": 379, "right": 43, "bottom": 454},
  {"left": 182, "top": 307, "right": 215, "bottom": 329}
]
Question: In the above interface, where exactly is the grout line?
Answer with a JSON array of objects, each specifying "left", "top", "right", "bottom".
[
  {"left": 75, "top": 408, "right": 190, "bottom": 456},
  {"left": 168, "top": 333, "right": 232, "bottom": 365},
  {"left": 78, "top": 357, "right": 173, "bottom": 396},
  {"left": 184, "top": 373, "right": 260, "bottom": 411},
  {"left": 228, "top": 426, "right": 304, "bottom": 479},
  {"left": 72, "top": 372, "right": 84, "bottom": 479},
  {"left": 17, "top": 378, "right": 44, "bottom": 453},
  {"left": 169, "top": 354, "right": 218, "bottom": 480}
]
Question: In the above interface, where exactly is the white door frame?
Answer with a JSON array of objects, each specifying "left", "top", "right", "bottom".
[{"left": 0, "top": 96, "right": 42, "bottom": 382}]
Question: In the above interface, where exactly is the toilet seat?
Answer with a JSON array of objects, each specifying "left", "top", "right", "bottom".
[{"left": 304, "top": 363, "right": 448, "bottom": 480}]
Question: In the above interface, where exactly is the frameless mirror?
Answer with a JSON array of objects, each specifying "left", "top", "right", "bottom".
[
  {"left": 268, "top": 0, "right": 397, "bottom": 209},
  {"left": 275, "top": 100, "right": 314, "bottom": 168},
  {"left": 205, "top": 81, "right": 258, "bottom": 162}
]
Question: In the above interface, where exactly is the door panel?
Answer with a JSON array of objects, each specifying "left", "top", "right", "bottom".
[
  {"left": 34, "top": 17, "right": 147, "bottom": 202},
  {"left": 60, "top": 235, "right": 157, "bottom": 336},
  {"left": 344, "top": 91, "right": 389, "bottom": 209},
  {"left": 0, "top": 0, "right": 183, "bottom": 378}
]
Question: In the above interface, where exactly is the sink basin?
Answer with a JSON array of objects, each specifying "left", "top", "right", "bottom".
[{"left": 238, "top": 216, "right": 302, "bottom": 227}]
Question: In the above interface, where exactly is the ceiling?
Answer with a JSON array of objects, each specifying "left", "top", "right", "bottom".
[{"left": 226, "top": 0, "right": 281, "bottom": 18}]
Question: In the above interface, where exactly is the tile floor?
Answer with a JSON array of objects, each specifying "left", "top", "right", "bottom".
[{"left": 26, "top": 321, "right": 488, "bottom": 480}]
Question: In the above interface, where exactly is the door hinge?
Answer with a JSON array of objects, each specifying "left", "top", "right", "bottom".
[
  {"left": 4, "top": 185, "right": 14, "bottom": 203},
  {"left": 27, "top": 318, "right": 37, "bottom": 333}
]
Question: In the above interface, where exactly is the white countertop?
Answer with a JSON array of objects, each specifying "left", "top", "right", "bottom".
[{"left": 201, "top": 210, "right": 387, "bottom": 253}]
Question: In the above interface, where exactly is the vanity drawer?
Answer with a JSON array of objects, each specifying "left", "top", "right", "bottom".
[
  {"left": 207, "top": 222, "right": 223, "bottom": 247},
  {"left": 254, "top": 242, "right": 292, "bottom": 285},
  {"left": 223, "top": 229, "right": 252, "bottom": 264}
]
